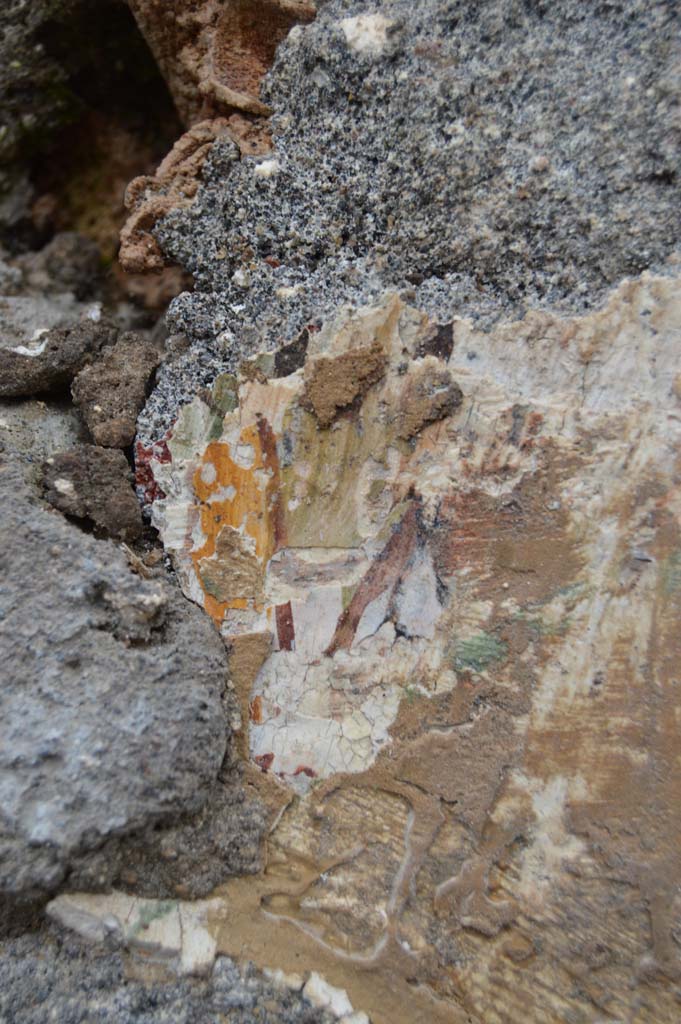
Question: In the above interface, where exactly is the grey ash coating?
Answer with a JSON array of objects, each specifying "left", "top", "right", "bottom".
[
  {"left": 0, "top": 929, "right": 333, "bottom": 1024},
  {"left": 139, "top": 0, "right": 681, "bottom": 444},
  {"left": 0, "top": 449, "right": 264, "bottom": 911}
]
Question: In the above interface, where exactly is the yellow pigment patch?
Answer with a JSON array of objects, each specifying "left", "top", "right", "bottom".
[{"left": 191, "top": 420, "right": 283, "bottom": 623}]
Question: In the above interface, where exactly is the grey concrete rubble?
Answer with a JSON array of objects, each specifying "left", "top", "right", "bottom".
[
  {"left": 0, "top": 927, "right": 334, "bottom": 1024},
  {"left": 43, "top": 444, "right": 144, "bottom": 541},
  {"left": 0, "top": 449, "right": 263, "bottom": 909}
]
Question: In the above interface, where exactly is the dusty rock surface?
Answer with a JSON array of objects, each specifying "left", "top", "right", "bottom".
[
  {"left": 43, "top": 445, "right": 144, "bottom": 541},
  {"left": 0, "top": 398, "right": 86, "bottom": 471},
  {"left": 0, "top": 452, "right": 235, "bottom": 907},
  {"left": 0, "top": 928, "right": 333, "bottom": 1024},
  {"left": 71, "top": 331, "right": 162, "bottom": 447},
  {"left": 0, "top": 317, "right": 116, "bottom": 398},
  {"left": 140, "top": 0, "right": 681, "bottom": 443}
]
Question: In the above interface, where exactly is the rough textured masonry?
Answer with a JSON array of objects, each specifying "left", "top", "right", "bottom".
[
  {"left": 139, "top": 0, "right": 681, "bottom": 443},
  {"left": 1, "top": 0, "right": 680, "bottom": 1022}
]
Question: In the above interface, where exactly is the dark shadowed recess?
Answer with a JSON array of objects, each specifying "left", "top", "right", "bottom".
[{"left": 9, "top": 0, "right": 182, "bottom": 255}]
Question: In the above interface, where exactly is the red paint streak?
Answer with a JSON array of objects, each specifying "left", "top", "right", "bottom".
[
  {"left": 254, "top": 752, "right": 274, "bottom": 772},
  {"left": 293, "top": 765, "right": 317, "bottom": 778},
  {"left": 249, "top": 695, "right": 263, "bottom": 724},
  {"left": 264, "top": 256, "right": 280, "bottom": 268},
  {"left": 275, "top": 601, "right": 295, "bottom": 651},
  {"left": 325, "top": 501, "right": 420, "bottom": 656},
  {"left": 256, "top": 415, "right": 286, "bottom": 551},
  {"left": 134, "top": 434, "right": 172, "bottom": 504},
  {"left": 528, "top": 411, "right": 544, "bottom": 435}
]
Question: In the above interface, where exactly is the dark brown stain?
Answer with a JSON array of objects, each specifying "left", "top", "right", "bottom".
[
  {"left": 275, "top": 601, "right": 295, "bottom": 651},
  {"left": 274, "top": 327, "right": 309, "bottom": 378},
  {"left": 396, "top": 364, "right": 463, "bottom": 440},
  {"left": 254, "top": 752, "right": 274, "bottom": 772},
  {"left": 325, "top": 501, "right": 420, "bottom": 655},
  {"left": 256, "top": 414, "right": 286, "bottom": 551},
  {"left": 417, "top": 321, "right": 454, "bottom": 361}
]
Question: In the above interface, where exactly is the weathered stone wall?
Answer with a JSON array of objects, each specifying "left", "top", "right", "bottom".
[{"left": 1, "top": 1, "right": 680, "bottom": 1022}]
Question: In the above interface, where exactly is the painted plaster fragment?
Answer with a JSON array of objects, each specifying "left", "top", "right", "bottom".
[
  {"left": 47, "top": 892, "right": 223, "bottom": 976},
  {"left": 146, "top": 277, "right": 681, "bottom": 809}
]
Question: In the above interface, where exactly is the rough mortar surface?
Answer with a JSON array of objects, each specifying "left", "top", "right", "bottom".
[{"left": 140, "top": 0, "right": 681, "bottom": 442}]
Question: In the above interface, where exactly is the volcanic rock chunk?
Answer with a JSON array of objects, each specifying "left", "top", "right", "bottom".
[
  {"left": 140, "top": 0, "right": 681, "bottom": 447},
  {"left": 14, "top": 233, "right": 101, "bottom": 299},
  {"left": 0, "top": 455, "right": 231, "bottom": 906},
  {"left": 0, "top": 318, "right": 116, "bottom": 398},
  {"left": 71, "top": 331, "right": 163, "bottom": 447},
  {"left": 119, "top": 121, "right": 241, "bottom": 275},
  {"left": 43, "top": 445, "right": 143, "bottom": 541},
  {"left": 0, "top": 928, "right": 341, "bottom": 1022}
]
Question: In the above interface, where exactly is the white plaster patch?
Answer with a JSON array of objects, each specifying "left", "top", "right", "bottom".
[
  {"left": 232, "top": 268, "right": 251, "bottom": 288},
  {"left": 263, "top": 967, "right": 305, "bottom": 991},
  {"left": 266, "top": 547, "right": 368, "bottom": 605},
  {"left": 208, "top": 483, "right": 237, "bottom": 503},
  {"left": 233, "top": 442, "right": 256, "bottom": 468},
  {"left": 287, "top": 586, "right": 344, "bottom": 659},
  {"left": 393, "top": 546, "right": 442, "bottom": 639},
  {"left": 47, "top": 892, "right": 223, "bottom": 976},
  {"left": 516, "top": 775, "right": 588, "bottom": 902},
  {"left": 340, "top": 13, "right": 394, "bottom": 56},
  {"left": 303, "top": 971, "right": 354, "bottom": 1017},
  {"left": 353, "top": 588, "right": 391, "bottom": 646},
  {"left": 53, "top": 477, "right": 75, "bottom": 496},
  {"left": 251, "top": 625, "right": 418, "bottom": 786},
  {"left": 254, "top": 158, "right": 281, "bottom": 178},
  {"left": 275, "top": 284, "right": 303, "bottom": 300},
  {"left": 11, "top": 328, "right": 49, "bottom": 357}
]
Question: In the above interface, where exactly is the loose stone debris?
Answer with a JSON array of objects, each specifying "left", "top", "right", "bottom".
[
  {"left": 47, "top": 889, "right": 371, "bottom": 1018},
  {"left": 43, "top": 444, "right": 144, "bottom": 540},
  {"left": 71, "top": 330, "right": 163, "bottom": 447}
]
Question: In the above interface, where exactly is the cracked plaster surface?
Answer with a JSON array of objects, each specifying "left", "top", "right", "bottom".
[
  {"left": 46, "top": 268, "right": 681, "bottom": 1023},
  {"left": 144, "top": 273, "right": 681, "bottom": 807}
]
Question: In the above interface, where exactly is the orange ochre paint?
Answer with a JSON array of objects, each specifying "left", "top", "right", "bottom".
[{"left": 189, "top": 419, "right": 284, "bottom": 625}]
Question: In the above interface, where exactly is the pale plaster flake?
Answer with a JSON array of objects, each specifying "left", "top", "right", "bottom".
[
  {"left": 144, "top": 279, "right": 681, "bottom": 796},
  {"left": 47, "top": 892, "right": 223, "bottom": 975}
]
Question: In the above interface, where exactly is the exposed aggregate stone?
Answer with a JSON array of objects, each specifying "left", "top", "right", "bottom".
[
  {"left": 139, "top": 0, "right": 681, "bottom": 443},
  {"left": 0, "top": 929, "right": 334, "bottom": 1024}
]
